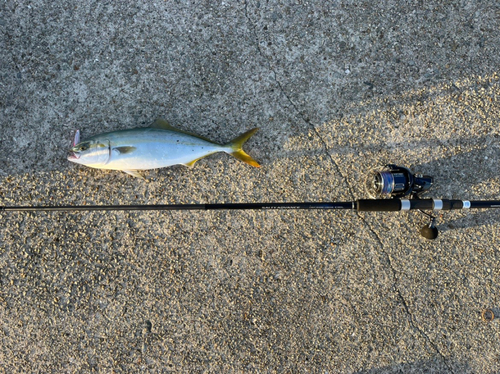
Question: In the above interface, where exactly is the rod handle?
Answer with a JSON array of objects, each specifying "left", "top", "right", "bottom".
[
  {"left": 357, "top": 199, "right": 466, "bottom": 211},
  {"left": 356, "top": 199, "right": 402, "bottom": 211}
]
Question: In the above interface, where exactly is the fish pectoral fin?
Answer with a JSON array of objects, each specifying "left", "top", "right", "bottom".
[
  {"left": 123, "top": 170, "right": 146, "bottom": 180},
  {"left": 113, "top": 146, "right": 137, "bottom": 154}
]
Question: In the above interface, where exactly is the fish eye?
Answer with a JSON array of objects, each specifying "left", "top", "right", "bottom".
[{"left": 78, "top": 142, "right": 91, "bottom": 151}]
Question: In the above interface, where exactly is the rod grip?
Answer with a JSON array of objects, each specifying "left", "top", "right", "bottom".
[
  {"left": 356, "top": 199, "right": 402, "bottom": 211},
  {"left": 408, "top": 199, "right": 463, "bottom": 210},
  {"left": 357, "top": 199, "right": 466, "bottom": 211}
]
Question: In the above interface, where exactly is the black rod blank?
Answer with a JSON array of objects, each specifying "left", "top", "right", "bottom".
[
  {"left": 1, "top": 199, "right": 500, "bottom": 213},
  {"left": 0, "top": 202, "right": 355, "bottom": 212}
]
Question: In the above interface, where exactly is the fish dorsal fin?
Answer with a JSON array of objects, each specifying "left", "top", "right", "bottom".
[
  {"left": 151, "top": 118, "right": 178, "bottom": 130},
  {"left": 150, "top": 118, "right": 215, "bottom": 142}
]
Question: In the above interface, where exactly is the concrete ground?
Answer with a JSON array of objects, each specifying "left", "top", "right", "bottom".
[{"left": 1, "top": 0, "right": 500, "bottom": 372}]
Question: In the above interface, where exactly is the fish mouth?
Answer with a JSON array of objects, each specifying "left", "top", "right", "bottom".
[{"left": 67, "top": 151, "right": 80, "bottom": 160}]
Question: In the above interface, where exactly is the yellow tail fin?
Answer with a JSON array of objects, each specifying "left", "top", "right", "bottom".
[{"left": 227, "top": 128, "right": 260, "bottom": 167}]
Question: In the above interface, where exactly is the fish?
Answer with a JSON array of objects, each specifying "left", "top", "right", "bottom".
[{"left": 67, "top": 118, "right": 260, "bottom": 179}]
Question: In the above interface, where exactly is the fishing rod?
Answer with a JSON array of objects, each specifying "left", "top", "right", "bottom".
[{"left": 1, "top": 164, "right": 499, "bottom": 240}]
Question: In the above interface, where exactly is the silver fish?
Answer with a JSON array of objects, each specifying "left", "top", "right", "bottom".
[{"left": 67, "top": 118, "right": 260, "bottom": 178}]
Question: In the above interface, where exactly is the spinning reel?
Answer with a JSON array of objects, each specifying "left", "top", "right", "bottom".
[
  {"left": 365, "top": 164, "right": 438, "bottom": 239},
  {"left": 366, "top": 164, "right": 433, "bottom": 199}
]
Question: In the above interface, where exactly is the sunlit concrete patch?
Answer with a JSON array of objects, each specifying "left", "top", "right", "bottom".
[{"left": 297, "top": 73, "right": 500, "bottom": 153}]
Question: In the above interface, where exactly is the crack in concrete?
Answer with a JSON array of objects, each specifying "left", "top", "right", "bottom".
[
  {"left": 243, "top": 3, "right": 454, "bottom": 371},
  {"left": 376, "top": 237, "right": 455, "bottom": 373},
  {"left": 243, "top": 1, "right": 356, "bottom": 200}
]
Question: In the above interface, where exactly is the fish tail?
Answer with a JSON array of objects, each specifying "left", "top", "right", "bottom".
[{"left": 226, "top": 128, "right": 260, "bottom": 167}]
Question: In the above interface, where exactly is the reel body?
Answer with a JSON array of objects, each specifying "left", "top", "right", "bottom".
[
  {"left": 366, "top": 164, "right": 433, "bottom": 198},
  {"left": 366, "top": 164, "right": 437, "bottom": 239}
]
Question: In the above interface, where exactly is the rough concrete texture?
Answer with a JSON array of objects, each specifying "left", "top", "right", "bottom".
[{"left": 1, "top": 0, "right": 500, "bottom": 372}]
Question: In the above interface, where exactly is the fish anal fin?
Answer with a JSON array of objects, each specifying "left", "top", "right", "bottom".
[
  {"left": 185, "top": 156, "right": 207, "bottom": 168},
  {"left": 123, "top": 170, "right": 146, "bottom": 180}
]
